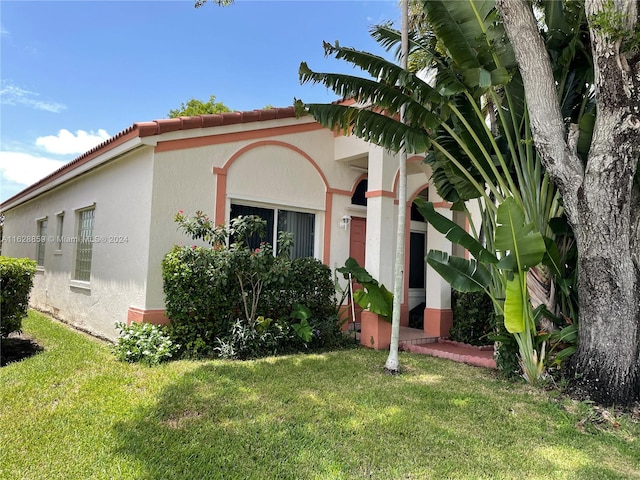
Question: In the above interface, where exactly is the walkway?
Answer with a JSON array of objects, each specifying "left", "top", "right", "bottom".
[
  {"left": 349, "top": 324, "right": 497, "bottom": 369},
  {"left": 400, "top": 335, "right": 496, "bottom": 369}
]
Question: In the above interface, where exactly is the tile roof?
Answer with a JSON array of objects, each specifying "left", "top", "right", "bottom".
[{"left": 1, "top": 107, "right": 299, "bottom": 210}]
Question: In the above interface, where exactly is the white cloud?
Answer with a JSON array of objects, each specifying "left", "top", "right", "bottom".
[
  {"left": 0, "top": 152, "right": 67, "bottom": 187},
  {"left": 36, "top": 129, "right": 111, "bottom": 155},
  {"left": 0, "top": 82, "right": 66, "bottom": 113}
]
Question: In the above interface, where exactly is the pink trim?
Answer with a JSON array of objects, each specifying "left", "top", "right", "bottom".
[
  {"left": 365, "top": 190, "right": 395, "bottom": 199},
  {"left": 323, "top": 191, "right": 332, "bottom": 264},
  {"left": 127, "top": 307, "right": 170, "bottom": 326},
  {"left": 221, "top": 140, "right": 330, "bottom": 190},
  {"left": 155, "top": 122, "right": 323, "bottom": 153},
  {"left": 214, "top": 169, "right": 227, "bottom": 226},
  {"left": 214, "top": 139, "right": 333, "bottom": 264},
  {"left": 432, "top": 201, "right": 453, "bottom": 209},
  {"left": 327, "top": 187, "right": 353, "bottom": 197}
]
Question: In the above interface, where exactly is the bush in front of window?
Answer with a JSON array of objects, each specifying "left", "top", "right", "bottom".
[
  {"left": 162, "top": 211, "right": 348, "bottom": 359},
  {"left": 0, "top": 256, "right": 37, "bottom": 338}
]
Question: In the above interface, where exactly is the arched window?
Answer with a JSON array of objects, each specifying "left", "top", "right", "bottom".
[{"left": 351, "top": 179, "right": 368, "bottom": 206}]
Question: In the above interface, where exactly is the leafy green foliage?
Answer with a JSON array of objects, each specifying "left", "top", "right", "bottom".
[
  {"left": 168, "top": 95, "right": 231, "bottom": 118},
  {"left": 451, "top": 291, "right": 496, "bottom": 346},
  {"left": 113, "top": 322, "right": 180, "bottom": 365},
  {"left": 336, "top": 257, "right": 394, "bottom": 320},
  {"left": 163, "top": 212, "right": 345, "bottom": 359},
  {"left": 290, "top": 304, "right": 313, "bottom": 343},
  {"left": 298, "top": 0, "right": 594, "bottom": 381},
  {"left": 0, "top": 256, "right": 36, "bottom": 337}
]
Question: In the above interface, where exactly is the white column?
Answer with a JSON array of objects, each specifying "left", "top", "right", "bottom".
[
  {"left": 364, "top": 146, "right": 397, "bottom": 288},
  {"left": 424, "top": 189, "right": 453, "bottom": 337}
]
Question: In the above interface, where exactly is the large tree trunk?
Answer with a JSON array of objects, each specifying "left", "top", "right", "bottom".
[{"left": 497, "top": 0, "right": 640, "bottom": 404}]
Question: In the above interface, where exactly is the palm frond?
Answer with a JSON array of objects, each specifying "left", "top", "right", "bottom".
[{"left": 304, "top": 103, "right": 431, "bottom": 153}]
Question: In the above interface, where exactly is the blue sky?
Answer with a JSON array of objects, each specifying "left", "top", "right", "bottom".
[{"left": 0, "top": 0, "right": 399, "bottom": 203}]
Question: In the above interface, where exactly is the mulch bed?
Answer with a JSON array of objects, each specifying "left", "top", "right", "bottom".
[{"left": 1, "top": 334, "right": 43, "bottom": 366}]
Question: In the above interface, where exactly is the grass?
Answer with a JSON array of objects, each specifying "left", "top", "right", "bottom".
[{"left": 1, "top": 311, "right": 639, "bottom": 480}]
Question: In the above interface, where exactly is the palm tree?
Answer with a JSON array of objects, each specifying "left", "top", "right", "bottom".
[{"left": 298, "top": 0, "right": 590, "bottom": 381}]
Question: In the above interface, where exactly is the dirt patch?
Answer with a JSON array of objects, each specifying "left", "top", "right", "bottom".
[{"left": 1, "top": 333, "right": 43, "bottom": 366}]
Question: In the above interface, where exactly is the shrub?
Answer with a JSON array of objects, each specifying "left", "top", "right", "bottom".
[
  {"left": 163, "top": 212, "right": 348, "bottom": 358},
  {"left": 113, "top": 322, "right": 180, "bottom": 365},
  {"left": 162, "top": 246, "right": 237, "bottom": 357},
  {"left": 450, "top": 291, "right": 495, "bottom": 346},
  {"left": 0, "top": 256, "right": 37, "bottom": 338},
  {"left": 214, "top": 317, "right": 297, "bottom": 360}
]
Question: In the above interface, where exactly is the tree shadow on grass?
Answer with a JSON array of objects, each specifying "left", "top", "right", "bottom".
[
  {"left": 1, "top": 334, "right": 44, "bottom": 366},
  {"left": 112, "top": 352, "right": 640, "bottom": 480}
]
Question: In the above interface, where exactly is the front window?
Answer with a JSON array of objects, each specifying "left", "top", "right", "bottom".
[
  {"left": 74, "top": 208, "right": 95, "bottom": 281},
  {"left": 230, "top": 203, "right": 315, "bottom": 259},
  {"left": 36, "top": 218, "right": 47, "bottom": 266}
]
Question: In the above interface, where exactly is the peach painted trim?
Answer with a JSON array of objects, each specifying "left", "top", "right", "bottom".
[
  {"left": 127, "top": 307, "right": 170, "bottom": 326},
  {"left": 350, "top": 173, "right": 368, "bottom": 196},
  {"left": 365, "top": 190, "right": 395, "bottom": 199},
  {"left": 323, "top": 192, "right": 332, "bottom": 264},
  {"left": 213, "top": 139, "right": 333, "bottom": 264},
  {"left": 222, "top": 140, "right": 331, "bottom": 190},
  {"left": 155, "top": 122, "right": 323, "bottom": 153},
  {"left": 432, "top": 201, "right": 453, "bottom": 209},
  {"left": 214, "top": 169, "right": 227, "bottom": 226},
  {"left": 327, "top": 187, "right": 353, "bottom": 197}
]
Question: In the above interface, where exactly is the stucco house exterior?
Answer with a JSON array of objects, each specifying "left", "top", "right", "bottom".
[{"left": 1, "top": 106, "right": 460, "bottom": 341}]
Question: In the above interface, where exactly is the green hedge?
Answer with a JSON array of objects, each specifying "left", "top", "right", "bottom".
[
  {"left": 162, "top": 246, "right": 342, "bottom": 357},
  {"left": 162, "top": 246, "right": 237, "bottom": 356},
  {"left": 0, "top": 256, "right": 37, "bottom": 338},
  {"left": 450, "top": 290, "right": 495, "bottom": 346}
]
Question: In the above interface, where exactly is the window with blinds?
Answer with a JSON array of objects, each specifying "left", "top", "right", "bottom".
[{"left": 230, "top": 203, "right": 315, "bottom": 259}]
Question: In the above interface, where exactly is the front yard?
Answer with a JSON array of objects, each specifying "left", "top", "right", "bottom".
[{"left": 1, "top": 310, "right": 639, "bottom": 479}]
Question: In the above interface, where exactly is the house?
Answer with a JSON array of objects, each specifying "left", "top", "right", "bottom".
[{"left": 0, "top": 106, "right": 462, "bottom": 341}]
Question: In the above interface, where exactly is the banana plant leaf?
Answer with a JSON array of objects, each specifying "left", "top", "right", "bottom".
[
  {"left": 504, "top": 273, "right": 526, "bottom": 334},
  {"left": 414, "top": 198, "right": 499, "bottom": 264},
  {"left": 495, "top": 197, "right": 546, "bottom": 272},
  {"left": 353, "top": 285, "right": 394, "bottom": 321},
  {"left": 426, "top": 250, "right": 492, "bottom": 293}
]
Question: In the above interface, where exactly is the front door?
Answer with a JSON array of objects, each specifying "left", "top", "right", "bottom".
[{"left": 348, "top": 217, "right": 367, "bottom": 326}]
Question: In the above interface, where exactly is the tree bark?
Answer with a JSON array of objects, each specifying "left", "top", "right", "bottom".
[{"left": 497, "top": 0, "right": 640, "bottom": 404}]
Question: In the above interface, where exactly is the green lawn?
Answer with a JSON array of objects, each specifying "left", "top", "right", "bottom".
[{"left": 1, "top": 311, "right": 639, "bottom": 480}]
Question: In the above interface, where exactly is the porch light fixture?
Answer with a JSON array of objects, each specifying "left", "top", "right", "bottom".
[{"left": 340, "top": 215, "right": 351, "bottom": 230}]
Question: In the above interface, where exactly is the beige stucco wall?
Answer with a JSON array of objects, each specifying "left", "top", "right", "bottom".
[
  {"left": 143, "top": 120, "right": 367, "bottom": 311},
  {"left": 2, "top": 114, "right": 450, "bottom": 340},
  {"left": 2, "top": 147, "right": 154, "bottom": 339}
]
